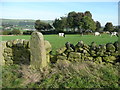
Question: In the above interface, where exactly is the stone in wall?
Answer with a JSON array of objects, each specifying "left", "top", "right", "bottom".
[
  {"left": 68, "top": 52, "right": 81, "bottom": 61},
  {"left": 106, "top": 43, "right": 115, "bottom": 52},
  {"left": 30, "top": 31, "right": 47, "bottom": 69},
  {"left": 0, "top": 41, "right": 6, "bottom": 65},
  {"left": 56, "top": 47, "right": 67, "bottom": 55},
  {"left": 44, "top": 40, "right": 52, "bottom": 63}
]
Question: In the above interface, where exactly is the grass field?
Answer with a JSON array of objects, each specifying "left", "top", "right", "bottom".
[
  {"left": 1, "top": 34, "right": 119, "bottom": 88},
  {"left": 0, "top": 34, "right": 118, "bottom": 54}
]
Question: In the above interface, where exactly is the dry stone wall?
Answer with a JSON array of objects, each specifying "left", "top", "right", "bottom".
[
  {"left": 56, "top": 41, "right": 120, "bottom": 64},
  {"left": 1, "top": 39, "right": 30, "bottom": 65},
  {"left": 0, "top": 32, "right": 52, "bottom": 68},
  {"left": 0, "top": 31, "right": 119, "bottom": 67}
]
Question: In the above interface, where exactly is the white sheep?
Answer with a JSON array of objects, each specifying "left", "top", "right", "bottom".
[{"left": 94, "top": 32, "right": 101, "bottom": 36}]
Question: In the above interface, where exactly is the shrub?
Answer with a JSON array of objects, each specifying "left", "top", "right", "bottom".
[
  {"left": 23, "top": 30, "right": 33, "bottom": 35},
  {"left": 11, "top": 29, "right": 21, "bottom": 35},
  {"left": 2, "top": 30, "right": 11, "bottom": 35}
]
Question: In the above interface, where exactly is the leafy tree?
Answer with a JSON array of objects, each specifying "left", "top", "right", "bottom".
[
  {"left": 104, "top": 22, "right": 114, "bottom": 32},
  {"left": 81, "top": 16, "right": 96, "bottom": 31},
  {"left": 53, "top": 19, "right": 61, "bottom": 31},
  {"left": 35, "top": 20, "right": 53, "bottom": 31},
  {"left": 67, "top": 11, "right": 77, "bottom": 31},
  {"left": 53, "top": 17, "right": 66, "bottom": 32},
  {"left": 73, "top": 12, "right": 84, "bottom": 32},
  {"left": 113, "top": 26, "right": 120, "bottom": 32},
  {"left": 60, "top": 17, "right": 68, "bottom": 31},
  {"left": 84, "top": 11, "right": 92, "bottom": 18},
  {"left": 35, "top": 20, "right": 45, "bottom": 31},
  {"left": 96, "top": 21, "right": 101, "bottom": 31}
]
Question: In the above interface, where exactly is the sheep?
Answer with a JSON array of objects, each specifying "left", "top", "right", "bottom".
[
  {"left": 111, "top": 32, "right": 119, "bottom": 37},
  {"left": 94, "top": 32, "right": 101, "bottom": 36},
  {"left": 58, "top": 33, "right": 65, "bottom": 37}
]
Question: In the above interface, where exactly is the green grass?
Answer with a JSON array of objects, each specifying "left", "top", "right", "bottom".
[
  {"left": 1, "top": 34, "right": 119, "bottom": 88},
  {"left": 2, "top": 62, "right": 119, "bottom": 88},
  {"left": 1, "top": 35, "right": 31, "bottom": 41},
  {"left": 0, "top": 34, "right": 118, "bottom": 54}
]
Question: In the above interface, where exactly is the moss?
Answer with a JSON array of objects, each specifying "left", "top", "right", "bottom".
[
  {"left": 94, "top": 57, "right": 102, "bottom": 63},
  {"left": 57, "top": 55, "right": 67, "bottom": 60},
  {"left": 84, "top": 57, "right": 93, "bottom": 61},
  {"left": 4, "top": 48, "right": 12, "bottom": 53},
  {"left": 96, "top": 51, "right": 104, "bottom": 56},
  {"left": 56, "top": 47, "right": 66, "bottom": 55},
  {"left": 113, "top": 41, "right": 118, "bottom": 51},
  {"left": 6, "top": 40, "right": 13, "bottom": 47},
  {"left": 106, "top": 43, "right": 115, "bottom": 52},
  {"left": 103, "top": 56, "right": 116, "bottom": 63},
  {"left": 90, "top": 50, "right": 96, "bottom": 56},
  {"left": 66, "top": 47, "right": 74, "bottom": 53},
  {"left": 90, "top": 42, "right": 97, "bottom": 50},
  {"left": 23, "top": 40, "right": 29, "bottom": 48},
  {"left": 12, "top": 39, "right": 19, "bottom": 47},
  {"left": 5, "top": 60, "right": 13, "bottom": 65}
]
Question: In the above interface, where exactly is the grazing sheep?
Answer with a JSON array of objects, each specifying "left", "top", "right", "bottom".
[
  {"left": 111, "top": 32, "right": 119, "bottom": 37},
  {"left": 94, "top": 32, "right": 101, "bottom": 36},
  {"left": 58, "top": 33, "right": 65, "bottom": 37}
]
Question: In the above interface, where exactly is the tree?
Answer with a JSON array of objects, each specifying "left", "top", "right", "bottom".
[
  {"left": 67, "top": 11, "right": 77, "bottom": 32},
  {"left": 53, "top": 17, "right": 68, "bottom": 32},
  {"left": 44, "top": 23, "right": 53, "bottom": 31},
  {"left": 81, "top": 16, "right": 96, "bottom": 32},
  {"left": 114, "top": 26, "right": 120, "bottom": 32},
  {"left": 84, "top": 11, "right": 92, "bottom": 18},
  {"left": 96, "top": 21, "right": 101, "bottom": 31},
  {"left": 35, "top": 20, "right": 43, "bottom": 30},
  {"left": 35, "top": 20, "right": 52, "bottom": 31},
  {"left": 60, "top": 17, "right": 68, "bottom": 31},
  {"left": 53, "top": 19, "right": 63, "bottom": 32},
  {"left": 104, "top": 22, "right": 114, "bottom": 32},
  {"left": 73, "top": 12, "right": 84, "bottom": 32}
]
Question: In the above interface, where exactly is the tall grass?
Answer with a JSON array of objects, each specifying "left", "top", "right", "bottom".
[{"left": 2, "top": 61, "right": 119, "bottom": 88}]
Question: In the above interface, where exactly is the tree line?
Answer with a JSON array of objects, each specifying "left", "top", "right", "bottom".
[{"left": 35, "top": 11, "right": 119, "bottom": 34}]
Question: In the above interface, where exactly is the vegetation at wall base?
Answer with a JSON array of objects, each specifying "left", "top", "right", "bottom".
[{"left": 2, "top": 61, "right": 120, "bottom": 88}]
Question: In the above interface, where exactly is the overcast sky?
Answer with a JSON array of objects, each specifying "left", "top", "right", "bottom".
[{"left": 0, "top": 0, "right": 119, "bottom": 26}]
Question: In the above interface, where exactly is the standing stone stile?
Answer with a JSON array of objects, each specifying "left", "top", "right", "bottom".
[{"left": 30, "top": 32, "right": 47, "bottom": 69}]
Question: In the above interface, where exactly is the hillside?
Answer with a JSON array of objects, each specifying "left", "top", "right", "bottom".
[
  {"left": 0, "top": 19, "right": 54, "bottom": 30},
  {"left": 1, "top": 18, "right": 54, "bottom": 26}
]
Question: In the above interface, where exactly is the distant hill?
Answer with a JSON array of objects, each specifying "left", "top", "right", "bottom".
[{"left": 0, "top": 19, "right": 54, "bottom": 30}]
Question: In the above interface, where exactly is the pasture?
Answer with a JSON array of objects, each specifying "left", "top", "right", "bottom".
[{"left": 0, "top": 34, "right": 118, "bottom": 54}]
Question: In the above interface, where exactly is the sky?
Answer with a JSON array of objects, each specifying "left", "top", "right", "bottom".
[{"left": 0, "top": 1, "right": 119, "bottom": 26}]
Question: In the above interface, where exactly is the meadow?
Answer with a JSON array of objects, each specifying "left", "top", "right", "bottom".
[
  {"left": 0, "top": 34, "right": 118, "bottom": 54},
  {"left": 1, "top": 34, "right": 119, "bottom": 88}
]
